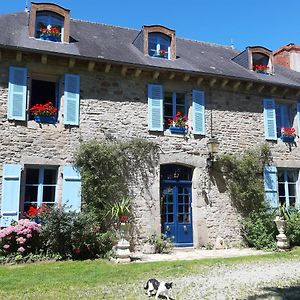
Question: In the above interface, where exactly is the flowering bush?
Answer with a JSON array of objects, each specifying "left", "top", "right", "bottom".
[
  {"left": 253, "top": 64, "right": 268, "bottom": 72},
  {"left": 29, "top": 102, "right": 57, "bottom": 117},
  {"left": 0, "top": 219, "right": 42, "bottom": 256},
  {"left": 281, "top": 127, "right": 296, "bottom": 138},
  {"left": 168, "top": 111, "right": 188, "bottom": 128}
]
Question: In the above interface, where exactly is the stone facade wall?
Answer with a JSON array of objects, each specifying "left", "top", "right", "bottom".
[{"left": 1, "top": 56, "right": 300, "bottom": 249}]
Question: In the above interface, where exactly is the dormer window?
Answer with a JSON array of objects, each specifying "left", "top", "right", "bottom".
[
  {"left": 133, "top": 25, "right": 176, "bottom": 60},
  {"left": 29, "top": 2, "right": 70, "bottom": 43},
  {"left": 36, "top": 11, "right": 64, "bottom": 42},
  {"left": 252, "top": 52, "right": 270, "bottom": 73},
  {"left": 148, "top": 32, "right": 171, "bottom": 59},
  {"left": 232, "top": 46, "right": 274, "bottom": 75},
  {"left": 249, "top": 47, "right": 273, "bottom": 74}
]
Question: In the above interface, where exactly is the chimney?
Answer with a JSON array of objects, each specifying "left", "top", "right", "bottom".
[{"left": 274, "top": 43, "right": 300, "bottom": 72}]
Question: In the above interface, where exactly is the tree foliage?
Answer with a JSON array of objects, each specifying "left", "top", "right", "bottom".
[{"left": 74, "top": 138, "right": 159, "bottom": 228}]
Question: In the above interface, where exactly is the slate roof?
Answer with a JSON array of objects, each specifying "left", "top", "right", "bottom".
[{"left": 1, "top": 11, "right": 300, "bottom": 89}]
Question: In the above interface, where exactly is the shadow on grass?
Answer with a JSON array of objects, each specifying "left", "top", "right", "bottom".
[{"left": 246, "top": 285, "right": 300, "bottom": 299}]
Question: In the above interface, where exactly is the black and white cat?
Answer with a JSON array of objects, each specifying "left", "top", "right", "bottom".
[{"left": 144, "top": 278, "right": 173, "bottom": 300}]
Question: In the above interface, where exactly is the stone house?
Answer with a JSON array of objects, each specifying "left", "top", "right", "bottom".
[{"left": 1, "top": 2, "right": 300, "bottom": 249}]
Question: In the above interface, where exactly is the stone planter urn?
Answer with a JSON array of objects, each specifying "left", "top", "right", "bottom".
[
  {"left": 115, "top": 222, "right": 131, "bottom": 263},
  {"left": 274, "top": 216, "right": 290, "bottom": 250}
]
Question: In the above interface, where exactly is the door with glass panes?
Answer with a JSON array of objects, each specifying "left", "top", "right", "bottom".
[{"left": 160, "top": 165, "right": 193, "bottom": 246}]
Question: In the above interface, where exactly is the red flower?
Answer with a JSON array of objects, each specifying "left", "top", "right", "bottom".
[
  {"left": 119, "top": 215, "right": 129, "bottom": 223},
  {"left": 29, "top": 102, "right": 57, "bottom": 117},
  {"left": 168, "top": 111, "right": 188, "bottom": 129}
]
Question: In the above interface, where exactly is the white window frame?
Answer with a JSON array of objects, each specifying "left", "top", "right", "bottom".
[
  {"left": 278, "top": 169, "right": 299, "bottom": 208},
  {"left": 23, "top": 166, "right": 58, "bottom": 211}
]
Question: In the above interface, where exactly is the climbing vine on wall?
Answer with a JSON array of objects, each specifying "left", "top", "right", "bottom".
[
  {"left": 74, "top": 138, "right": 159, "bottom": 228},
  {"left": 218, "top": 144, "right": 272, "bottom": 216}
]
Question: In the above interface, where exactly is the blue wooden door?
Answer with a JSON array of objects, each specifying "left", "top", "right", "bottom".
[{"left": 161, "top": 182, "right": 193, "bottom": 246}]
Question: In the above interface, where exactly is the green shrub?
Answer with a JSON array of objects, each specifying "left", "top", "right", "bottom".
[
  {"left": 287, "top": 210, "right": 300, "bottom": 246},
  {"left": 241, "top": 210, "right": 277, "bottom": 250},
  {"left": 39, "top": 207, "right": 116, "bottom": 259},
  {"left": 218, "top": 144, "right": 272, "bottom": 216},
  {"left": 146, "top": 233, "right": 173, "bottom": 253}
]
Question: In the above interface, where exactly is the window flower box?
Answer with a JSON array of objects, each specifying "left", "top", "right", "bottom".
[
  {"left": 281, "top": 127, "right": 296, "bottom": 143},
  {"left": 29, "top": 102, "right": 58, "bottom": 124},
  {"left": 34, "top": 115, "right": 56, "bottom": 124},
  {"left": 168, "top": 112, "right": 188, "bottom": 134},
  {"left": 253, "top": 64, "right": 268, "bottom": 74},
  {"left": 169, "top": 127, "right": 186, "bottom": 134}
]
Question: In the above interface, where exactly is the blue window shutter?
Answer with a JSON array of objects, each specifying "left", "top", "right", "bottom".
[
  {"left": 264, "top": 166, "right": 278, "bottom": 208},
  {"left": 1, "top": 164, "right": 22, "bottom": 227},
  {"left": 8, "top": 67, "right": 27, "bottom": 121},
  {"left": 192, "top": 90, "right": 205, "bottom": 135},
  {"left": 263, "top": 99, "right": 277, "bottom": 140},
  {"left": 62, "top": 165, "right": 81, "bottom": 212},
  {"left": 148, "top": 84, "right": 163, "bottom": 131},
  {"left": 64, "top": 74, "right": 80, "bottom": 126}
]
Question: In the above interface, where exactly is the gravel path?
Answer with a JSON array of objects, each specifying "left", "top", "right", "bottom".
[{"left": 171, "top": 259, "right": 300, "bottom": 299}]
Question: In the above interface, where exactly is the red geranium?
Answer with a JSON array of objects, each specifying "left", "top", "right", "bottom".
[
  {"left": 253, "top": 64, "right": 268, "bottom": 72},
  {"left": 29, "top": 102, "right": 57, "bottom": 117},
  {"left": 119, "top": 215, "right": 129, "bottom": 223},
  {"left": 281, "top": 127, "right": 296, "bottom": 137},
  {"left": 168, "top": 111, "right": 188, "bottom": 128}
]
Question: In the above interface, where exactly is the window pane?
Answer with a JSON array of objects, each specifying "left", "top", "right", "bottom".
[
  {"left": 26, "top": 169, "right": 39, "bottom": 184},
  {"left": 278, "top": 183, "right": 285, "bottom": 197},
  {"left": 42, "top": 186, "right": 56, "bottom": 204},
  {"left": 288, "top": 184, "right": 296, "bottom": 197},
  {"left": 176, "top": 94, "right": 185, "bottom": 105},
  {"left": 44, "top": 169, "right": 57, "bottom": 184},
  {"left": 289, "top": 197, "right": 296, "bottom": 208},
  {"left": 25, "top": 186, "right": 38, "bottom": 203},
  {"left": 178, "top": 214, "right": 183, "bottom": 223},
  {"left": 287, "top": 172, "right": 297, "bottom": 182},
  {"left": 277, "top": 170, "right": 284, "bottom": 182},
  {"left": 279, "top": 197, "right": 286, "bottom": 206},
  {"left": 164, "top": 104, "right": 173, "bottom": 117},
  {"left": 183, "top": 213, "right": 190, "bottom": 223}
]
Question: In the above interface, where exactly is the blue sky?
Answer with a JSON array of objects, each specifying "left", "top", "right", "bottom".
[{"left": 2, "top": 0, "right": 300, "bottom": 51}]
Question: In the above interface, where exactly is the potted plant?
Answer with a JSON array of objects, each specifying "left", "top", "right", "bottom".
[
  {"left": 281, "top": 127, "right": 296, "bottom": 143},
  {"left": 108, "top": 197, "right": 132, "bottom": 263},
  {"left": 167, "top": 111, "right": 188, "bottom": 134},
  {"left": 29, "top": 102, "right": 57, "bottom": 124},
  {"left": 253, "top": 64, "right": 268, "bottom": 74}
]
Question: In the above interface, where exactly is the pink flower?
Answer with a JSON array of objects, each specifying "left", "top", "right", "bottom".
[
  {"left": 3, "top": 244, "right": 10, "bottom": 250},
  {"left": 16, "top": 237, "right": 26, "bottom": 245},
  {"left": 17, "top": 247, "right": 25, "bottom": 253},
  {"left": 26, "top": 234, "right": 32, "bottom": 238}
]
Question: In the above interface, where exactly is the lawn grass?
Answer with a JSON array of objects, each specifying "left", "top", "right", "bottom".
[{"left": 0, "top": 248, "right": 300, "bottom": 299}]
